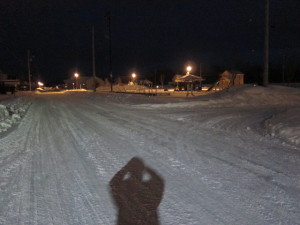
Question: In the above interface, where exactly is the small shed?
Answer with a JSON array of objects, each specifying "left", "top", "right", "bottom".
[
  {"left": 175, "top": 74, "right": 204, "bottom": 83},
  {"left": 174, "top": 73, "right": 205, "bottom": 96},
  {"left": 219, "top": 70, "right": 244, "bottom": 89},
  {"left": 175, "top": 73, "right": 204, "bottom": 90}
]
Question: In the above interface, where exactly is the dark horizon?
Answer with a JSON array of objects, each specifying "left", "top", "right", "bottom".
[{"left": 1, "top": 0, "right": 299, "bottom": 85}]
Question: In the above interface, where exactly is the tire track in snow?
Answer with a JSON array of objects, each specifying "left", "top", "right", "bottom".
[
  {"left": 63, "top": 98, "right": 272, "bottom": 224},
  {"left": 80, "top": 95, "right": 300, "bottom": 224}
]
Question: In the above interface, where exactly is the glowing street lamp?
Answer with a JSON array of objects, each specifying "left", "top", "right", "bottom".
[
  {"left": 37, "top": 81, "right": 44, "bottom": 88},
  {"left": 131, "top": 73, "right": 137, "bottom": 84},
  {"left": 186, "top": 66, "right": 192, "bottom": 74},
  {"left": 74, "top": 73, "right": 79, "bottom": 89}
]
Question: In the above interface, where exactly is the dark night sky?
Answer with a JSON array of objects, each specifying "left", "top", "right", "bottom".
[{"left": 0, "top": 0, "right": 299, "bottom": 84}]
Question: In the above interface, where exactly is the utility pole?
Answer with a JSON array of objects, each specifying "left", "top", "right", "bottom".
[
  {"left": 106, "top": 12, "right": 113, "bottom": 92},
  {"left": 263, "top": 0, "right": 269, "bottom": 86},
  {"left": 92, "top": 25, "right": 96, "bottom": 92},
  {"left": 27, "top": 50, "right": 32, "bottom": 91},
  {"left": 199, "top": 63, "right": 203, "bottom": 91},
  {"left": 282, "top": 54, "right": 285, "bottom": 83}
]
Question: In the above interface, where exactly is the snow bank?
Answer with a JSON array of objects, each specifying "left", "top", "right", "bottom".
[
  {"left": 132, "top": 85, "right": 300, "bottom": 147},
  {"left": 210, "top": 85, "right": 300, "bottom": 107},
  {"left": 133, "top": 85, "right": 300, "bottom": 109},
  {"left": 206, "top": 85, "right": 300, "bottom": 146},
  {"left": 0, "top": 97, "right": 31, "bottom": 133},
  {"left": 263, "top": 108, "right": 300, "bottom": 145}
]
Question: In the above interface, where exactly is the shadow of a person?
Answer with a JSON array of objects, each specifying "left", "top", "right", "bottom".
[{"left": 110, "top": 157, "right": 164, "bottom": 225}]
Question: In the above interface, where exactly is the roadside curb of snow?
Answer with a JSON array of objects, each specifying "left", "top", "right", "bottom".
[
  {"left": 0, "top": 98, "right": 32, "bottom": 134},
  {"left": 261, "top": 108, "right": 300, "bottom": 147}
]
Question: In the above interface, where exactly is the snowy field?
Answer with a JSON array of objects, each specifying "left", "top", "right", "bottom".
[{"left": 0, "top": 85, "right": 300, "bottom": 225}]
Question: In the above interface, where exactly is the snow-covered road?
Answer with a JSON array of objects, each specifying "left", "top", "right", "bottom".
[{"left": 1, "top": 87, "right": 300, "bottom": 225}]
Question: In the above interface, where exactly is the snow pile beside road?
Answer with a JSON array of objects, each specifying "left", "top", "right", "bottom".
[
  {"left": 0, "top": 105, "right": 10, "bottom": 130},
  {"left": 263, "top": 108, "right": 300, "bottom": 145},
  {"left": 206, "top": 85, "right": 300, "bottom": 146},
  {"left": 134, "top": 85, "right": 300, "bottom": 146},
  {"left": 0, "top": 97, "right": 31, "bottom": 133},
  {"left": 134, "top": 85, "right": 300, "bottom": 109},
  {"left": 205, "top": 85, "right": 300, "bottom": 107}
]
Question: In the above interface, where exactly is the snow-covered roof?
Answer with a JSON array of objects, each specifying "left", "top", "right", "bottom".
[{"left": 174, "top": 73, "right": 205, "bottom": 82}]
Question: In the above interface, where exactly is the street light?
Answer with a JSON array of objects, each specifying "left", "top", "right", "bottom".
[
  {"left": 74, "top": 73, "right": 79, "bottom": 89},
  {"left": 37, "top": 81, "right": 44, "bottom": 88},
  {"left": 131, "top": 73, "right": 137, "bottom": 84},
  {"left": 186, "top": 66, "right": 193, "bottom": 96},
  {"left": 186, "top": 66, "right": 192, "bottom": 74}
]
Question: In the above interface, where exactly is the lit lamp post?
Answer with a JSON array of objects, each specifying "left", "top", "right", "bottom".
[
  {"left": 131, "top": 73, "right": 137, "bottom": 85},
  {"left": 37, "top": 81, "right": 44, "bottom": 88},
  {"left": 186, "top": 66, "right": 192, "bottom": 96},
  {"left": 186, "top": 66, "right": 192, "bottom": 75},
  {"left": 74, "top": 73, "right": 79, "bottom": 89}
]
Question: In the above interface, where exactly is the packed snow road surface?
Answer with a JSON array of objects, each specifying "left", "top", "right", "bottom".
[{"left": 1, "top": 86, "right": 300, "bottom": 225}]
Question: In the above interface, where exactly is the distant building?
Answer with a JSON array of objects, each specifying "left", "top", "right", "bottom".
[
  {"left": 0, "top": 72, "right": 20, "bottom": 88},
  {"left": 0, "top": 79, "right": 20, "bottom": 87},
  {"left": 173, "top": 73, "right": 205, "bottom": 91},
  {"left": 219, "top": 70, "right": 244, "bottom": 89}
]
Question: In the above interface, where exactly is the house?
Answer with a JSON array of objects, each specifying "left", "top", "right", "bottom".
[
  {"left": 0, "top": 72, "right": 20, "bottom": 93},
  {"left": 219, "top": 70, "right": 244, "bottom": 89}
]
